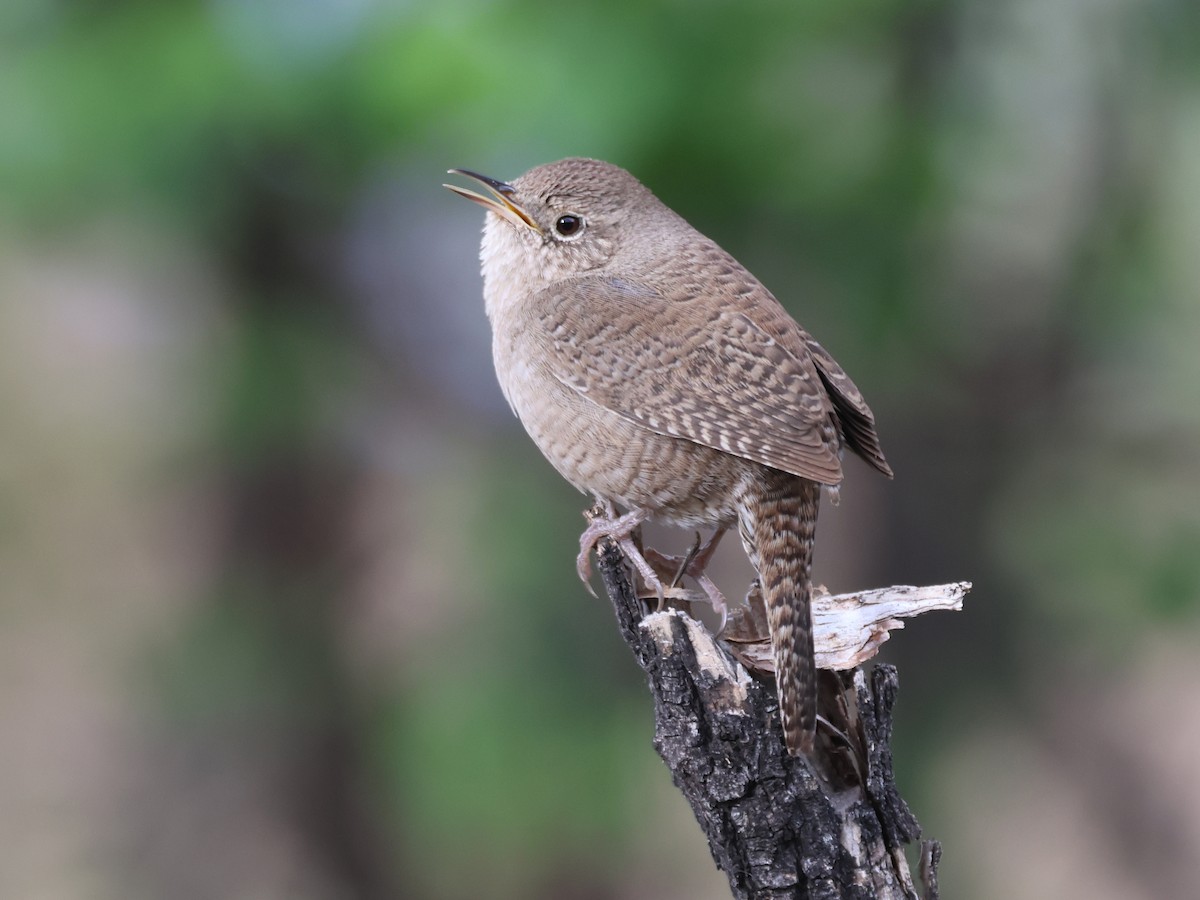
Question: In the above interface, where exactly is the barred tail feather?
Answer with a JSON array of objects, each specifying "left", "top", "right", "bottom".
[{"left": 738, "top": 472, "right": 820, "bottom": 756}]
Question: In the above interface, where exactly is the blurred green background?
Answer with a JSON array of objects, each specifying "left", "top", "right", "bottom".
[{"left": 2, "top": 1, "right": 1199, "bottom": 898}]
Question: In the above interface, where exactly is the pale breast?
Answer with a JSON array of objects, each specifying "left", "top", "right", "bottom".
[{"left": 492, "top": 319, "right": 743, "bottom": 529}]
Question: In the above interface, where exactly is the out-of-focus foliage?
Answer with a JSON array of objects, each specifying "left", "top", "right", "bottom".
[{"left": 2, "top": 1, "right": 1198, "bottom": 898}]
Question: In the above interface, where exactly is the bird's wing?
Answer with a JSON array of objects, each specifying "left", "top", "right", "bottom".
[
  {"left": 802, "top": 337, "right": 892, "bottom": 477},
  {"left": 529, "top": 275, "right": 845, "bottom": 485}
]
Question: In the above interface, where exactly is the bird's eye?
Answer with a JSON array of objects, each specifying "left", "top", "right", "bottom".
[{"left": 554, "top": 214, "right": 583, "bottom": 237}]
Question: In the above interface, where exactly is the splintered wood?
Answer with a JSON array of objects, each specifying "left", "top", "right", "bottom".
[{"left": 662, "top": 580, "right": 971, "bottom": 675}]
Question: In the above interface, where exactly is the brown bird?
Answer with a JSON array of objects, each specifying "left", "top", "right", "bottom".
[{"left": 446, "top": 158, "right": 891, "bottom": 756}]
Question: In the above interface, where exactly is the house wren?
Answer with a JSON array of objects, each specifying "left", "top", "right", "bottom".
[{"left": 445, "top": 158, "right": 892, "bottom": 756}]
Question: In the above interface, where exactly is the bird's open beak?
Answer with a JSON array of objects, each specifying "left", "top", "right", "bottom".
[{"left": 444, "top": 169, "right": 541, "bottom": 232}]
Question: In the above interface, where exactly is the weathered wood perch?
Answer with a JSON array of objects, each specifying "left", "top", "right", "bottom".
[{"left": 594, "top": 536, "right": 969, "bottom": 900}]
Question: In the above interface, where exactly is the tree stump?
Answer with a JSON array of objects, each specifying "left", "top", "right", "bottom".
[{"left": 594, "top": 536, "right": 964, "bottom": 899}]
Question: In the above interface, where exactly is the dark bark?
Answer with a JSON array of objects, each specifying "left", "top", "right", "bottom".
[{"left": 595, "top": 538, "right": 941, "bottom": 900}]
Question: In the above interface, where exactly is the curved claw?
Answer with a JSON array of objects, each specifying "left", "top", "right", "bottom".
[
  {"left": 670, "top": 532, "right": 704, "bottom": 589},
  {"left": 575, "top": 543, "right": 598, "bottom": 597},
  {"left": 698, "top": 574, "right": 730, "bottom": 634}
]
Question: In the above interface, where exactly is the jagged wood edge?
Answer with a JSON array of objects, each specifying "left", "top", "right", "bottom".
[{"left": 595, "top": 537, "right": 941, "bottom": 900}]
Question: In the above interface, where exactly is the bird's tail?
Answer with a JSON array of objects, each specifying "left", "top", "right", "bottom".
[{"left": 737, "top": 472, "right": 820, "bottom": 756}]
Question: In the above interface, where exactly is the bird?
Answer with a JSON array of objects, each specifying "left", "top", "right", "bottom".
[{"left": 445, "top": 158, "right": 892, "bottom": 756}]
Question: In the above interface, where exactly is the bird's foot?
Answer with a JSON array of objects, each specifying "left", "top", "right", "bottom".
[
  {"left": 577, "top": 504, "right": 665, "bottom": 604},
  {"left": 645, "top": 528, "right": 731, "bottom": 631}
]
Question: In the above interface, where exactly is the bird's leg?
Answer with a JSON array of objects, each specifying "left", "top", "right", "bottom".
[
  {"left": 682, "top": 529, "right": 731, "bottom": 632},
  {"left": 577, "top": 503, "right": 665, "bottom": 605},
  {"left": 644, "top": 528, "right": 732, "bottom": 630}
]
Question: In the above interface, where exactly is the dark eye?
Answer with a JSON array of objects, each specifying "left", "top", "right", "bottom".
[{"left": 554, "top": 214, "right": 583, "bottom": 237}]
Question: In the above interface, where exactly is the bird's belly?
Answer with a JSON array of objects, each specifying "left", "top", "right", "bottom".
[{"left": 500, "top": 358, "right": 742, "bottom": 528}]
